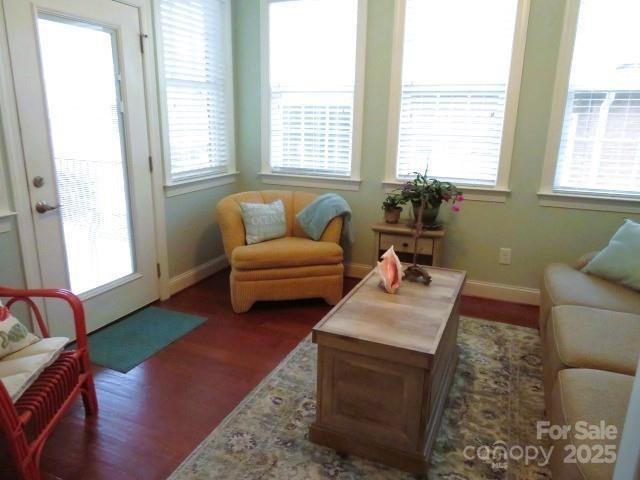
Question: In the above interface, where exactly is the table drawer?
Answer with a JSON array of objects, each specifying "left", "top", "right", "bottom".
[{"left": 380, "top": 233, "right": 433, "bottom": 255}]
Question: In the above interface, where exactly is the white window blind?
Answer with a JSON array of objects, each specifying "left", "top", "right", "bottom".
[
  {"left": 396, "top": 0, "right": 520, "bottom": 185},
  {"left": 158, "top": 0, "right": 231, "bottom": 181},
  {"left": 553, "top": 0, "right": 640, "bottom": 197},
  {"left": 267, "top": 0, "right": 359, "bottom": 177}
]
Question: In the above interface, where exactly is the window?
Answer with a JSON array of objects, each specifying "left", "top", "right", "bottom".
[
  {"left": 260, "top": 0, "right": 366, "bottom": 187},
  {"left": 156, "top": 0, "right": 235, "bottom": 184},
  {"left": 542, "top": 0, "right": 640, "bottom": 201},
  {"left": 386, "top": 0, "right": 529, "bottom": 191}
]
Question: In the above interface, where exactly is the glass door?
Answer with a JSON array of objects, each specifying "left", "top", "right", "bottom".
[
  {"left": 38, "top": 15, "right": 135, "bottom": 295},
  {"left": 4, "top": 0, "right": 159, "bottom": 338}
]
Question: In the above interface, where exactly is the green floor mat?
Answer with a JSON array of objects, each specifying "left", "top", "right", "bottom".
[{"left": 86, "top": 306, "right": 206, "bottom": 373}]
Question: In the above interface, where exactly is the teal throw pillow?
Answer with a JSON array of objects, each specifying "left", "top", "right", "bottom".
[
  {"left": 582, "top": 219, "right": 640, "bottom": 291},
  {"left": 240, "top": 200, "right": 287, "bottom": 245}
]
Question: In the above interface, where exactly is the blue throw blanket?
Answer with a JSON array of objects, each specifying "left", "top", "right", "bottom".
[{"left": 296, "top": 193, "right": 353, "bottom": 243}]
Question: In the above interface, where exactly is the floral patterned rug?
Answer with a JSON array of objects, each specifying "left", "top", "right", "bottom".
[{"left": 169, "top": 317, "right": 551, "bottom": 479}]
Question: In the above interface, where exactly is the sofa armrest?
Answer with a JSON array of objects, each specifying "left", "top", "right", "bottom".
[
  {"left": 319, "top": 216, "right": 343, "bottom": 244},
  {"left": 575, "top": 251, "right": 599, "bottom": 270},
  {"left": 216, "top": 197, "right": 247, "bottom": 258}
]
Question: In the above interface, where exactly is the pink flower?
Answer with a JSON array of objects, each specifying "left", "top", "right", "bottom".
[
  {"left": 457, "top": 195, "right": 465, "bottom": 202},
  {"left": 451, "top": 204, "right": 461, "bottom": 212}
]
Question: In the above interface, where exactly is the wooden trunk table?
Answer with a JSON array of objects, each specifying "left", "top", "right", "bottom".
[{"left": 310, "top": 266, "right": 466, "bottom": 474}]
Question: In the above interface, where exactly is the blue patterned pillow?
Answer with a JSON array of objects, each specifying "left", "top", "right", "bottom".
[{"left": 240, "top": 200, "right": 287, "bottom": 245}]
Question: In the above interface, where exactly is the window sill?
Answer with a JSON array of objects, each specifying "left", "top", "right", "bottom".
[
  {"left": 259, "top": 172, "right": 361, "bottom": 191},
  {"left": 165, "top": 172, "right": 239, "bottom": 198},
  {"left": 538, "top": 191, "right": 640, "bottom": 214},
  {"left": 382, "top": 180, "right": 510, "bottom": 203}
]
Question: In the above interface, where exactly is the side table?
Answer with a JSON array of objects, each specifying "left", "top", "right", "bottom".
[{"left": 371, "top": 222, "right": 445, "bottom": 266}]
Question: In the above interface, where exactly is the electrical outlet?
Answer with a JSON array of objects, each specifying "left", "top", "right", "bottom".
[{"left": 499, "top": 248, "right": 512, "bottom": 265}]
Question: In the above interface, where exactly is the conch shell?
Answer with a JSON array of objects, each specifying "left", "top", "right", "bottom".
[{"left": 375, "top": 246, "right": 404, "bottom": 293}]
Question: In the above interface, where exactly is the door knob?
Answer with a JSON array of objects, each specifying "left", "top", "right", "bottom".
[{"left": 35, "top": 201, "right": 60, "bottom": 214}]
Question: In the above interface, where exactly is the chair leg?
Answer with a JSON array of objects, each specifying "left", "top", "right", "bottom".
[
  {"left": 22, "top": 459, "right": 41, "bottom": 480},
  {"left": 231, "top": 296, "right": 254, "bottom": 314},
  {"left": 323, "top": 282, "right": 343, "bottom": 306},
  {"left": 323, "top": 294, "right": 341, "bottom": 306},
  {"left": 230, "top": 278, "right": 254, "bottom": 313},
  {"left": 81, "top": 375, "right": 98, "bottom": 416},
  {"left": 5, "top": 433, "right": 41, "bottom": 480},
  {"left": 324, "top": 274, "right": 344, "bottom": 306}
]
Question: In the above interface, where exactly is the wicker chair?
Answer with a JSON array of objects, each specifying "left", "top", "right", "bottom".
[{"left": 0, "top": 287, "right": 97, "bottom": 479}]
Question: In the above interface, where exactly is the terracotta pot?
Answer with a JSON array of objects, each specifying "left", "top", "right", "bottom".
[
  {"left": 412, "top": 203, "right": 440, "bottom": 226},
  {"left": 383, "top": 207, "right": 402, "bottom": 224}
]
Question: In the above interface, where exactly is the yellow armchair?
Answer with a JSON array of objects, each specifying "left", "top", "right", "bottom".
[{"left": 217, "top": 191, "right": 344, "bottom": 313}]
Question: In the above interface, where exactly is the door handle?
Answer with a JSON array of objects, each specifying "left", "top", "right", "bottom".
[{"left": 35, "top": 201, "right": 60, "bottom": 214}]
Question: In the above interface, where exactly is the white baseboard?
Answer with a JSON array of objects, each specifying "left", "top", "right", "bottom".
[
  {"left": 344, "top": 262, "right": 540, "bottom": 306},
  {"left": 463, "top": 279, "right": 540, "bottom": 306},
  {"left": 344, "top": 262, "right": 373, "bottom": 279},
  {"left": 169, "top": 259, "right": 541, "bottom": 306},
  {"left": 168, "top": 254, "right": 229, "bottom": 296}
]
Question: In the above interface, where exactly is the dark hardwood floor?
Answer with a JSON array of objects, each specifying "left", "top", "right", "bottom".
[{"left": 31, "top": 269, "right": 538, "bottom": 480}]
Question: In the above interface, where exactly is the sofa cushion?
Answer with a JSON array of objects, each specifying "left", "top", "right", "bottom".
[
  {"left": 540, "top": 263, "right": 640, "bottom": 334},
  {"left": 583, "top": 219, "right": 640, "bottom": 291},
  {"left": 543, "top": 306, "right": 640, "bottom": 410},
  {"left": 551, "top": 306, "right": 640, "bottom": 375},
  {"left": 232, "top": 236, "right": 343, "bottom": 270},
  {"left": 0, "top": 337, "right": 68, "bottom": 401},
  {"left": 549, "top": 369, "right": 633, "bottom": 480}
]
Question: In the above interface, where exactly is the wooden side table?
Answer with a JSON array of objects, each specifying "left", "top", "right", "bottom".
[{"left": 371, "top": 222, "right": 445, "bottom": 266}]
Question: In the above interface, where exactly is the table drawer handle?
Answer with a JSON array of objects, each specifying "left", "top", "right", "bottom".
[{"left": 402, "top": 242, "right": 409, "bottom": 248}]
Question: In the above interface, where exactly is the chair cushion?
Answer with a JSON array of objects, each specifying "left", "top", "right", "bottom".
[
  {"left": 232, "top": 264, "right": 343, "bottom": 282},
  {"left": 551, "top": 306, "right": 640, "bottom": 375},
  {"left": 541, "top": 263, "right": 640, "bottom": 334},
  {"left": 550, "top": 369, "right": 633, "bottom": 480},
  {"left": 0, "top": 337, "right": 68, "bottom": 401},
  {"left": 231, "top": 236, "right": 343, "bottom": 270}
]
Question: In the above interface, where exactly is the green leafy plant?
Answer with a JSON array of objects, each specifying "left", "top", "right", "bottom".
[
  {"left": 398, "top": 168, "right": 464, "bottom": 212},
  {"left": 381, "top": 193, "right": 406, "bottom": 211}
]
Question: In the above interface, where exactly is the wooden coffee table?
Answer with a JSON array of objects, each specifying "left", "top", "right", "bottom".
[{"left": 310, "top": 266, "right": 466, "bottom": 474}]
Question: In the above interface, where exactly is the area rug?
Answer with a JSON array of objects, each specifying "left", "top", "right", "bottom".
[
  {"left": 86, "top": 306, "right": 206, "bottom": 373},
  {"left": 169, "top": 317, "right": 551, "bottom": 479}
]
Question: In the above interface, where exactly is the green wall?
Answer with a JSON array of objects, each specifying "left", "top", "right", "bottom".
[
  {"left": 0, "top": 218, "right": 26, "bottom": 290},
  {"left": 232, "top": 0, "right": 638, "bottom": 289},
  {"left": 0, "top": 113, "right": 25, "bottom": 291},
  {"left": 164, "top": 184, "right": 235, "bottom": 277},
  {"left": 0, "top": 123, "right": 29, "bottom": 321}
]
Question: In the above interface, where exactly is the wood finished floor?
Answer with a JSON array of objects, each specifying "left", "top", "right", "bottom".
[{"left": 31, "top": 269, "right": 538, "bottom": 480}]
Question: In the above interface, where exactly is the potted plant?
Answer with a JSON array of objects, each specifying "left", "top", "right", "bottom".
[
  {"left": 381, "top": 193, "right": 405, "bottom": 224},
  {"left": 399, "top": 168, "right": 464, "bottom": 226}
]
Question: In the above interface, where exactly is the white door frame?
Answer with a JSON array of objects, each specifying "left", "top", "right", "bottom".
[{"left": 0, "top": 0, "right": 170, "bottom": 300}]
